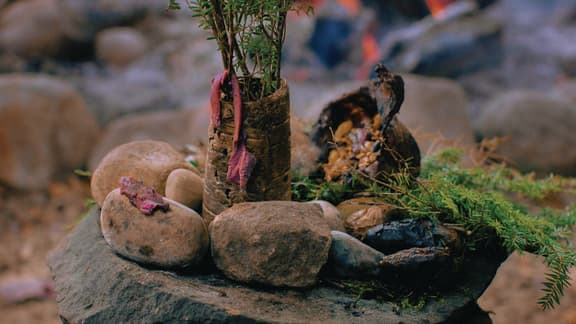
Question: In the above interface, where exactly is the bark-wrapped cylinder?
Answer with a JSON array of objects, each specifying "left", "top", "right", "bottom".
[{"left": 202, "top": 79, "right": 291, "bottom": 224}]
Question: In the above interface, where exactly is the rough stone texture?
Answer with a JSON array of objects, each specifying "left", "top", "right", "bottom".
[
  {"left": 165, "top": 168, "right": 204, "bottom": 213},
  {"left": 309, "top": 200, "right": 346, "bottom": 232},
  {"left": 49, "top": 208, "right": 500, "bottom": 323},
  {"left": 88, "top": 108, "right": 208, "bottom": 171},
  {"left": 0, "top": 74, "right": 100, "bottom": 190},
  {"left": 100, "top": 189, "right": 208, "bottom": 268},
  {"left": 90, "top": 140, "right": 194, "bottom": 206},
  {"left": 95, "top": 27, "right": 148, "bottom": 68},
  {"left": 0, "top": 0, "right": 67, "bottom": 58},
  {"left": 210, "top": 201, "right": 332, "bottom": 288},
  {"left": 475, "top": 90, "right": 576, "bottom": 176}
]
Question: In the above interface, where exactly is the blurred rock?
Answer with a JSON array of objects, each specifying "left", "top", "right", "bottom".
[
  {"left": 165, "top": 168, "right": 203, "bottom": 213},
  {"left": 323, "top": 231, "right": 384, "bottom": 279},
  {"left": 100, "top": 188, "right": 208, "bottom": 268},
  {"left": 96, "top": 27, "right": 148, "bottom": 68},
  {"left": 554, "top": 79, "right": 576, "bottom": 103},
  {"left": 0, "top": 74, "right": 99, "bottom": 190},
  {"left": 400, "top": 74, "right": 476, "bottom": 155},
  {"left": 210, "top": 201, "right": 332, "bottom": 287},
  {"left": 475, "top": 90, "right": 576, "bottom": 176},
  {"left": 0, "top": 278, "right": 54, "bottom": 305},
  {"left": 308, "top": 200, "right": 346, "bottom": 232},
  {"left": 88, "top": 108, "right": 209, "bottom": 170},
  {"left": 0, "top": 0, "right": 66, "bottom": 58},
  {"left": 58, "top": 0, "right": 165, "bottom": 42},
  {"left": 290, "top": 116, "right": 320, "bottom": 177},
  {"left": 90, "top": 140, "right": 194, "bottom": 206},
  {"left": 160, "top": 39, "right": 222, "bottom": 108},
  {"left": 130, "top": 16, "right": 222, "bottom": 108},
  {"left": 382, "top": 14, "right": 503, "bottom": 78},
  {"left": 78, "top": 65, "right": 180, "bottom": 125}
]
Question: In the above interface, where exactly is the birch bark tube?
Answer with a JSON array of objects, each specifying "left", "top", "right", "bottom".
[{"left": 202, "top": 79, "right": 291, "bottom": 225}]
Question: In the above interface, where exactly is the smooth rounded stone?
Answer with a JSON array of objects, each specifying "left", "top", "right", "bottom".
[
  {"left": 0, "top": 75, "right": 100, "bottom": 190},
  {"left": 210, "top": 201, "right": 332, "bottom": 287},
  {"left": 0, "top": 0, "right": 67, "bottom": 58},
  {"left": 364, "top": 218, "right": 455, "bottom": 255},
  {"left": 308, "top": 200, "right": 346, "bottom": 232},
  {"left": 90, "top": 140, "right": 194, "bottom": 206},
  {"left": 49, "top": 208, "right": 500, "bottom": 323},
  {"left": 475, "top": 90, "right": 576, "bottom": 176},
  {"left": 96, "top": 27, "right": 147, "bottom": 68},
  {"left": 100, "top": 188, "right": 209, "bottom": 268},
  {"left": 323, "top": 231, "right": 384, "bottom": 279},
  {"left": 336, "top": 197, "right": 386, "bottom": 223},
  {"left": 87, "top": 108, "right": 208, "bottom": 170},
  {"left": 344, "top": 204, "right": 406, "bottom": 239},
  {"left": 58, "top": 0, "right": 165, "bottom": 42},
  {"left": 165, "top": 168, "right": 203, "bottom": 212}
]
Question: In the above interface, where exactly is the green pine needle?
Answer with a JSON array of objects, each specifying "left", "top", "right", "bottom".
[{"left": 293, "top": 148, "right": 576, "bottom": 310}]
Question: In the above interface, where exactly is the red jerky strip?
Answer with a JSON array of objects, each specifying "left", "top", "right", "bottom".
[
  {"left": 227, "top": 141, "right": 257, "bottom": 189},
  {"left": 231, "top": 73, "right": 242, "bottom": 145},
  {"left": 209, "top": 70, "right": 228, "bottom": 129},
  {"left": 226, "top": 74, "right": 257, "bottom": 189},
  {"left": 119, "top": 176, "right": 169, "bottom": 215}
]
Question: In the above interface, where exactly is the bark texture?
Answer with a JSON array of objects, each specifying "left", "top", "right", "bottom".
[{"left": 202, "top": 80, "right": 291, "bottom": 224}]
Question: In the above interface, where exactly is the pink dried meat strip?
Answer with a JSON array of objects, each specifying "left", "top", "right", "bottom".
[
  {"left": 119, "top": 176, "right": 169, "bottom": 215},
  {"left": 210, "top": 70, "right": 229, "bottom": 129},
  {"left": 226, "top": 74, "right": 256, "bottom": 189}
]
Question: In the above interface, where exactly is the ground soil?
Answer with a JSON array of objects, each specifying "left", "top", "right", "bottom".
[{"left": 0, "top": 177, "right": 574, "bottom": 324}]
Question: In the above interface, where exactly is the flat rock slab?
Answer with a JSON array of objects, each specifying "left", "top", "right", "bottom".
[{"left": 49, "top": 208, "right": 501, "bottom": 323}]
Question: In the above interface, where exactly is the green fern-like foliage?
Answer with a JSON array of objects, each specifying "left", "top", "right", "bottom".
[{"left": 292, "top": 148, "right": 576, "bottom": 310}]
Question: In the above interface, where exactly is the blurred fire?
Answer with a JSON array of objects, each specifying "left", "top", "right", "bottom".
[
  {"left": 300, "top": 0, "right": 361, "bottom": 15},
  {"left": 425, "top": 0, "right": 457, "bottom": 17},
  {"left": 338, "top": 0, "right": 361, "bottom": 16},
  {"left": 357, "top": 30, "right": 381, "bottom": 79}
]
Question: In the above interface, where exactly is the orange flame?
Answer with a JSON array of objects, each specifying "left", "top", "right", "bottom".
[
  {"left": 425, "top": 0, "right": 456, "bottom": 17},
  {"left": 338, "top": 0, "right": 361, "bottom": 16},
  {"left": 357, "top": 31, "right": 381, "bottom": 79}
]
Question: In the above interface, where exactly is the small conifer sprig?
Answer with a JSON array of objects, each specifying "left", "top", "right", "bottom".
[
  {"left": 292, "top": 148, "right": 576, "bottom": 309},
  {"left": 168, "top": 0, "right": 312, "bottom": 99}
]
